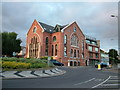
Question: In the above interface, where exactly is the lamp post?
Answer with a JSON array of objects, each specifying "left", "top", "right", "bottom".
[{"left": 110, "top": 14, "right": 120, "bottom": 61}]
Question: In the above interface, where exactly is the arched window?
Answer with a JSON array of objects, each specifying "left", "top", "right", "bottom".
[
  {"left": 53, "top": 36, "right": 56, "bottom": 42},
  {"left": 33, "top": 27, "right": 36, "bottom": 33},
  {"left": 55, "top": 44, "right": 57, "bottom": 56},
  {"left": 71, "top": 49, "right": 73, "bottom": 57},
  {"left": 29, "top": 37, "right": 39, "bottom": 58},
  {"left": 71, "top": 35, "right": 79, "bottom": 46},
  {"left": 74, "top": 50, "right": 76, "bottom": 57},
  {"left": 35, "top": 37, "right": 37, "bottom": 43},
  {"left": 82, "top": 40, "right": 84, "bottom": 51},
  {"left": 45, "top": 37, "right": 49, "bottom": 56},
  {"left": 74, "top": 27, "right": 76, "bottom": 32},
  {"left": 31, "top": 38, "right": 33, "bottom": 43},
  {"left": 33, "top": 36, "right": 35, "bottom": 44},
  {"left": 78, "top": 50, "right": 79, "bottom": 58},
  {"left": 52, "top": 45, "right": 54, "bottom": 56},
  {"left": 64, "top": 35, "right": 67, "bottom": 44},
  {"left": 46, "top": 37, "right": 48, "bottom": 44},
  {"left": 64, "top": 46, "right": 67, "bottom": 56}
]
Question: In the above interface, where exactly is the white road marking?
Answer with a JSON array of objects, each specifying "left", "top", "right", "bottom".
[
  {"left": 92, "top": 76, "right": 111, "bottom": 88},
  {"left": 74, "top": 78, "right": 95, "bottom": 85},
  {"left": 111, "top": 76, "right": 118, "bottom": 77},
  {"left": 94, "top": 79, "right": 104, "bottom": 82},
  {"left": 101, "top": 84, "right": 120, "bottom": 86},
  {"left": 2, "top": 71, "right": 21, "bottom": 78},
  {"left": 18, "top": 71, "right": 37, "bottom": 77}
]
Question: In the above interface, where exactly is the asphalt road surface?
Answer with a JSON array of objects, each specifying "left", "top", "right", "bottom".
[{"left": 2, "top": 66, "right": 119, "bottom": 89}]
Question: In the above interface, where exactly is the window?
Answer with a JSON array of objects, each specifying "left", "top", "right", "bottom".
[
  {"left": 74, "top": 50, "right": 76, "bottom": 57},
  {"left": 86, "top": 43, "right": 88, "bottom": 49},
  {"left": 55, "top": 44, "right": 57, "bottom": 56},
  {"left": 96, "top": 53, "right": 99, "bottom": 58},
  {"left": 64, "top": 35, "right": 67, "bottom": 44},
  {"left": 53, "top": 36, "right": 56, "bottom": 42},
  {"left": 29, "top": 37, "right": 38, "bottom": 58},
  {"left": 78, "top": 50, "right": 79, "bottom": 58},
  {"left": 71, "top": 35, "right": 78, "bottom": 46},
  {"left": 45, "top": 49, "right": 48, "bottom": 56},
  {"left": 52, "top": 45, "right": 54, "bottom": 56},
  {"left": 88, "top": 46, "right": 92, "bottom": 51},
  {"left": 56, "top": 28, "right": 59, "bottom": 32},
  {"left": 46, "top": 37, "right": 48, "bottom": 44},
  {"left": 86, "top": 40, "right": 90, "bottom": 44},
  {"left": 33, "top": 27, "right": 36, "bottom": 33},
  {"left": 89, "top": 53, "right": 93, "bottom": 58},
  {"left": 64, "top": 46, "right": 67, "bottom": 56},
  {"left": 45, "top": 37, "right": 49, "bottom": 56},
  {"left": 33, "top": 37, "right": 35, "bottom": 44},
  {"left": 82, "top": 40, "right": 84, "bottom": 51},
  {"left": 74, "top": 27, "right": 76, "bottom": 32},
  {"left": 82, "top": 53, "right": 84, "bottom": 59},
  {"left": 95, "top": 47, "right": 99, "bottom": 52},
  {"left": 91, "top": 41, "right": 97, "bottom": 45},
  {"left": 77, "top": 40, "right": 79, "bottom": 46},
  {"left": 71, "top": 49, "right": 73, "bottom": 57}
]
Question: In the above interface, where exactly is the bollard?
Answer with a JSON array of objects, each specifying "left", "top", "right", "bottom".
[{"left": 98, "top": 64, "right": 101, "bottom": 70}]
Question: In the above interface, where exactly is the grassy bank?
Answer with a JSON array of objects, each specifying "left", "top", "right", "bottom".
[{"left": 1, "top": 57, "right": 54, "bottom": 71}]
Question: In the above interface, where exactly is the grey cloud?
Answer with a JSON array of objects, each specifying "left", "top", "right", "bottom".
[{"left": 2, "top": 2, "right": 118, "bottom": 51}]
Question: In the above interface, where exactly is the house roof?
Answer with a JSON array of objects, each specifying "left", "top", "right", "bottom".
[
  {"left": 57, "top": 24, "right": 68, "bottom": 30},
  {"left": 39, "top": 22, "right": 67, "bottom": 33},
  {"left": 39, "top": 22, "right": 54, "bottom": 33}
]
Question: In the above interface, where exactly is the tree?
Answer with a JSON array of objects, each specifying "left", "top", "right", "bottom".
[
  {"left": 2, "top": 32, "right": 22, "bottom": 56},
  {"left": 108, "top": 49, "right": 118, "bottom": 64}
]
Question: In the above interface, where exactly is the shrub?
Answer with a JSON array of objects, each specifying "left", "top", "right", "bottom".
[
  {"left": 2, "top": 61, "right": 31, "bottom": 69},
  {"left": 40, "top": 56, "right": 48, "bottom": 60},
  {"left": 2, "top": 57, "right": 18, "bottom": 62},
  {"left": 30, "top": 63, "right": 48, "bottom": 68}
]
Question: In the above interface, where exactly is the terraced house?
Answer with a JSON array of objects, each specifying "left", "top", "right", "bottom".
[{"left": 25, "top": 19, "right": 100, "bottom": 66}]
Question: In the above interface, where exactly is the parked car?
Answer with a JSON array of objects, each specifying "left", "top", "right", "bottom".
[
  {"left": 95, "top": 62, "right": 108, "bottom": 68},
  {"left": 50, "top": 59, "right": 64, "bottom": 66}
]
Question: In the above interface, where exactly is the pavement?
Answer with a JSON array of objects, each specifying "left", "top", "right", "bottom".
[{"left": 0, "top": 68, "right": 66, "bottom": 79}]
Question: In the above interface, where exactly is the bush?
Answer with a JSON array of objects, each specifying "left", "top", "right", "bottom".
[
  {"left": 30, "top": 63, "right": 48, "bottom": 68},
  {"left": 2, "top": 57, "right": 18, "bottom": 62},
  {"left": 40, "top": 56, "right": 48, "bottom": 60},
  {"left": 2, "top": 61, "right": 31, "bottom": 69},
  {"left": 2, "top": 57, "right": 54, "bottom": 70}
]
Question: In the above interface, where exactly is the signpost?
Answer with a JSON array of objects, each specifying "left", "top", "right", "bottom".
[
  {"left": 13, "top": 52, "right": 16, "bottom": 57},
  {"left": 48, "top": 56, "right": 51, "bottom": 66}
]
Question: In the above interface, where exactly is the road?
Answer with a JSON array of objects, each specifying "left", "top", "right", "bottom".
[{"left": 2, "top": 66, "right": 119, "bottom": 89}]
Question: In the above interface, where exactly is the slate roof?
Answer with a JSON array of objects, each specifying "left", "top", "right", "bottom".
[
  {"left": 39, "top": 22, "right": 54, "bottom": 33},
  {"left": 57, "top": 24, "right": 68, "bottom": 30},
  {"left": 39, "top": 22, "right": 67, "bottom": 33}
]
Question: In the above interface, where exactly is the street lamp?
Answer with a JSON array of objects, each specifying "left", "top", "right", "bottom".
[{"left": 111, "top": 15, "right": 118, "bottom": 18}]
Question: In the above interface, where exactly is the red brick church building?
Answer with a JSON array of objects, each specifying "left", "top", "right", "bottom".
[{"left": 25, "top": 19, "right": 100, "bottom": 66}]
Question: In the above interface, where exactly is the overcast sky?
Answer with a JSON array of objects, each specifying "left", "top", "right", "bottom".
[{"left": 2, "top": 2, "right": 118, "bottom": 52}]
